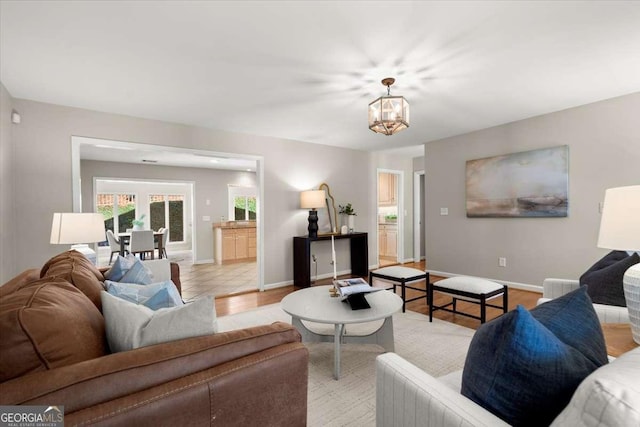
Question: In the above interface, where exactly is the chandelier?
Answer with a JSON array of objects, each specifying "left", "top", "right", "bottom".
[{"left": 368, "top": 77, "right": 410, "bottom": 135}]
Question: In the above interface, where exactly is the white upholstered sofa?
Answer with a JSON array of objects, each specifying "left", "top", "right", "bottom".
[
  {"left": 538, "top": 278, "right": 629, "bottom": 324},
  {"left": 376, "top": 347, "right": 640, "bottom": 427}
]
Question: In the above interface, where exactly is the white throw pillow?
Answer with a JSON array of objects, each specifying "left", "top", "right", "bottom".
[
  {"left": 141, "top": 259, "right": 172, "bottom": 282},
  {"left": 551, "top": 347, "right": 640, "bottom": 426},
  {"left": 101, "top": 291, "right": 218, "bottom": 353}
]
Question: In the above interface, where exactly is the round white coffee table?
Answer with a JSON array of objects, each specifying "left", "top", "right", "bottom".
[{"left": 281, "top": 285, "right": 403, "bottom": 380}]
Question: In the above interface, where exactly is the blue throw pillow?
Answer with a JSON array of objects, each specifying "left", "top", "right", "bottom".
[
  {"left": 120, "top": 259, "right": 153, "bottom": 285},
  {"left": 530, "top": 286, "right": 608, "bottom": 366},
  {"left": 105, "top": 280, "right": 183, "bottom": 310},
  {"left": 580, "top": 251, "right": 639, "bottom": 306},
  {"left": 461, "top": 287, "right": 607, "bottom": 426},
  {"left": 104, "top": 255, "right": 135, "bottom": 282}
]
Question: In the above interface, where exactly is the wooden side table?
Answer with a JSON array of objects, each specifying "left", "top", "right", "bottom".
[
  {"left": 293, "top": 232, "right": 368, "bottom": 287},
  {"left": 601, "top": 323, "right": 639, "bottom": 357}
]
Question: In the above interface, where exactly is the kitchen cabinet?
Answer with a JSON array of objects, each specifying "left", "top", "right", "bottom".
[
  {"left": 378, "top": 224, "right": 398, "bottom": 257},
  {"left": 379, "top": 173, "right": 398, "bottom": 206},
  {"left": 214, "top": 222, "right": 257, "bottom": 264},
  {"left": 248, "top": 228, "right": 257, "bottom": 258}
]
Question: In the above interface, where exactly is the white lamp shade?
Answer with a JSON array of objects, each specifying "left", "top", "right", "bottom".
[
  {"left": 50, "top": 213, "right": 106, "bottom": 244},
  {"left": 300, "top": 190, "right": 326, "bottom": 209},
  {"left": 597, "top": 185, "right": 640, "bottom": 251}
]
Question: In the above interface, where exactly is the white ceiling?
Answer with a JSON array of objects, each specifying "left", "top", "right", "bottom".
[
  {"left": 2, "top": 1, "right": 640, "bottom": 154},
  {"left": 77, "top": 137, "right": 257, "bottom": 171}
]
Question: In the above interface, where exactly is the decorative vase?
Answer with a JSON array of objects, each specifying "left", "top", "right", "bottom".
[
  {"left": 133, "top": 224, "right": 143, "bottom": 231},
  {"left": 347, "top": 214, "right": 355, "bottom": 233},
  {"left": 623, "top": 263, "right": 640, "bottom": 344}
]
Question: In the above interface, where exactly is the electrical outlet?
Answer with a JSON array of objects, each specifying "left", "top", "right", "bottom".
[
  {"left": 499, "top": 257, "right": 507, "bottom": 267},
  {"left": 440, "top": 208, "right": 449, "bottom": 216}
]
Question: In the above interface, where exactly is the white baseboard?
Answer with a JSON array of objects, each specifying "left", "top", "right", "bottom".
[
  {"left": 193, "top": 258, "right": 214, "bottom": 265},
  {"left": 264, "top": 281, "right": 291, "bottom": 290},
  {"left": 264, "top": 268, "right": 353, "bottom": 291},
  {"left": 427, "top": 270, "right": 543, "bottom": 293}
]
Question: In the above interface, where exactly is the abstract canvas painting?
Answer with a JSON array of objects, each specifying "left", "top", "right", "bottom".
[{"left": 466, "top": 145, "right": 569, "bottom": 218}]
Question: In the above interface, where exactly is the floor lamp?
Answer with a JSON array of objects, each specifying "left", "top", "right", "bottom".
[
  {"left": 50, "top": 213, "right": 106, "bottom": 265},
  {"left": 597, "top": 185, "right": 640, "bottom": 344}
]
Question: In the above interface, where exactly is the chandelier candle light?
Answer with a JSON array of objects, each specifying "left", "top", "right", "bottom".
[{"left": 368, "top": 77, "right": 410, "bottom": 135}]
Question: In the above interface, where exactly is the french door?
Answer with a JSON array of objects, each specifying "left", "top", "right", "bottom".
[{"left": 96, "top": 193, "right": 136, "bottom": 234}]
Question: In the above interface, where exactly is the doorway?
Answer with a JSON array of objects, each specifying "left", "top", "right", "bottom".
[
  {"left": 70, "top": 136, "right": 265, "bottom": 296},
  {"left": 377, "top": 169, "right": 403, "bottom": 267}
]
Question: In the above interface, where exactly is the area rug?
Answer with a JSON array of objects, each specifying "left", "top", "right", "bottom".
[{"left": 218, "top": 304, "right": 475, "bottom": 427}]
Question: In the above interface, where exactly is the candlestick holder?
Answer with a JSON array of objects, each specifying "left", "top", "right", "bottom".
[{"left": 329, "top": 286, "right": 339, "bottom": 297}]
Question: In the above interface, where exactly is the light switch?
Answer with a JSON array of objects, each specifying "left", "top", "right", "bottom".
[
  {"left": 206, "top": 199, "right": 211, "bottom": 206},
  {"left": 440, "top": 208, "right": 449, "bottom": 216},
  {"left": 202, "top": 216, "right": 211, "bottom": 221}
]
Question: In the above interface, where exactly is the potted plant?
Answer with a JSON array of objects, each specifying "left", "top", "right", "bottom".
[
  {"left": 132, "top": 214, "right": 146, "bottom": 231},
  {"left": 339, "top": 204, "right": 357, "bottom": 232}
]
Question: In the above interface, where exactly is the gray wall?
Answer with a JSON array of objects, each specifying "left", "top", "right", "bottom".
[
  {"left": 81, "top": 160, "right": 257, "bottom": 262},
  {"left": 425, "top": 92, "right": 640, "bottom": 289},
  {"left": 0, "top": 83, "right": 15, "bottom": 282},
  {"left": 4, "top": 96, "right": 374, "bottom": 286}
]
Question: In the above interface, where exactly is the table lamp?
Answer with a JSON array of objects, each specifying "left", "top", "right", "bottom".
[
  {"left": 597, "top": 185, "right": 640, "bottom": 344},
  {"left": 300, "top": 190, "right": 326, "bottom": 238},
  {"left": 50, "top": 213, "right": 106, "bottom": 265}
]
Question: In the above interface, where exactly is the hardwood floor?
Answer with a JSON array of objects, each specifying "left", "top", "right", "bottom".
[{"left": 215, "top": 260, "right": 542, "bottom": 330}]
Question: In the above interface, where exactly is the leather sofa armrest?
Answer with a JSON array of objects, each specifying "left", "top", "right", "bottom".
[
  {"left": 0, "top": 269, "right": 40, "bottom": 296},
  {"left": 170, "top": 262, "right": 181, "bottom": 294},
  {"left": 542, "top": 278, "right": 579, "bottom": 299},
  {"left": 376, "top": 353, "right": 508, "bottom": 427},
  {"left": 1, "top": 322, "right": 303, "bottom": 412}
]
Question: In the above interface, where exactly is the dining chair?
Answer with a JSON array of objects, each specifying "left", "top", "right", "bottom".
[
  {"left": 106, "top": 229, "right": 126, "bottom": 265},
  {"left": 129, "top": 230, "right": 155, "bottom": 260},
  {"left": 155, "top": 228, "right": 169, "bottom": 259}
]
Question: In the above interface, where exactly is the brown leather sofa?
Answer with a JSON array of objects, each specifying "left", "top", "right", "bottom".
[{"left": 0, "top": 251, "right": 309, "bottom": 426}]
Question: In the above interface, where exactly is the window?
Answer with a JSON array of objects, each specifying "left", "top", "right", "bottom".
[
  {"left": 149, "top": 194, "right": 185, "bottom": 242},
  {"left": 234, "top": 196, "right": 257, "bottom": 220},
  {"left": 228, "top": 186, "right": 257, "bottom": 221},
  {"left": 97, "top": 193, "right": 136, "bottom": 234}
]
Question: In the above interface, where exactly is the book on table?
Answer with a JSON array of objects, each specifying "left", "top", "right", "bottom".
[{"left": 333, "top": 278, "right": 381, "bottom": 309}]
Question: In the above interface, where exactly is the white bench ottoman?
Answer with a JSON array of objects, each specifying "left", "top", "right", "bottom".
[
  {"left": 429, "top": 276, "right": 508, "bottom": 323},
  {"left": 369, "top": 266, "right": 429, "bottom": 312}
]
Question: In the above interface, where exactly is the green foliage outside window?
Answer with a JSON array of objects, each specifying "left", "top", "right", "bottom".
[
  {"left": 149, "top": 200, "right": 184, "bottom": 241},
  {"left": 234, "top": 196, "right": 256, "bottom": 220}
]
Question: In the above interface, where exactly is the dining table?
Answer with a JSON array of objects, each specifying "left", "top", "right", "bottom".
[{"left": 117, "top": 231, "right": 165, "bottom": 259}]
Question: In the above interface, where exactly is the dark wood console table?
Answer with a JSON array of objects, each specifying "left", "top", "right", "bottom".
[{"left": 293, "top": 232, "right": 368, "bottom": 287}]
